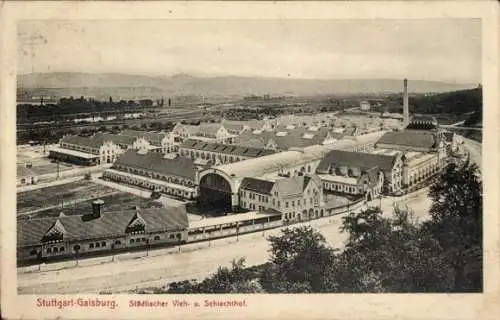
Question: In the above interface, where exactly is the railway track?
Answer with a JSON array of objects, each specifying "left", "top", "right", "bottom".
[{"left": 16, "top": 110, "right": 206, "bottom": 133}]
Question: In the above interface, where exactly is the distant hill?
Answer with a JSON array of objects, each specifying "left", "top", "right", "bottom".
[{"left": 17, "top": 72, "right": 476, "bottom": 99}]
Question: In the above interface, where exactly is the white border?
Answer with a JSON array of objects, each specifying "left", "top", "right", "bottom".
[{"left": 1, "top": 2, "right": 499, "bottom": 319}]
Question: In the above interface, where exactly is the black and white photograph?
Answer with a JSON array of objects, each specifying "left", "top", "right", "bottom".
[{"left": 1, "top": 2, "right": 498, "bottom": 320}]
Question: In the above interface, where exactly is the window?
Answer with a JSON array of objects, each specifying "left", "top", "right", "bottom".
[
  {"left": 154, "top": 235, "right": 160, "bottom": 240},
  {"left": 274, "top": 191, "right": 278, "bottom": 196},
  {"left": 96, "top": 242, "right": 100, "bottom": 248},
  {"left": 169, "top": 234, "right": 175, "bottom": 239},
  {"left": 60, "top": 247, "right": 65, "bottom": 252},
  {"left": 130, "top": 239, "right": 134, "bottom": 244},
  {"left": 272, "top": 199, "right": 276, "bottom": 206},
  {"left": 285, "top": 202, "right": 289, "bottom": 208},
  {"left": 47, "top": 248, "right": 52, "bottom": 253},
  {"left": 292, "top": 201, "right": 295, "bottom": 207},
  {"left": 298, "top": 200, "right": 301, "bottom": 206},
  {"left": 53, "top": 247, "right": 59, "bottom": 253},
  {"left": 101, "top": 241, "right": 106, "bottom": 247},
  {"left": 278, "top": 201, "right": 281, "bottom": 208},
  {"left": 90, "top": 243, "right": 95, "bottom": 248},
  {"left": 30, "top": 249, "right": 38, "bottom": 256},
  {"left": 115, "top": 240, "right": 121, "bottom": 245}
]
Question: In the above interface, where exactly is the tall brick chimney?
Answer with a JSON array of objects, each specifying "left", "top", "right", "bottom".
[
  {"left": 92, "top": 199, "right": 104, "bottom": 218},
  {"left": 403, "top": 78, "right": 409, "bottom": 127}
]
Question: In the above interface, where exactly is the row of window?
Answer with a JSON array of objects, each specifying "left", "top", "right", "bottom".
[
  {"left": 43, "top": 234, "right": 179, "bottom": 254},
  {"left": 324, "top": 183, "right": 359, "bottom": 194},
  {"left": 243, "top": 203, "right": 267, "bottom": 211},
  {"left": 89, "top": 241, "right": 107, "bottom": 249},
  {"left": 46, "top": 246, "right": 65, "bottom": 254},
  {"left": 241, "top": 192, "right": 270, "bottom": 203},
  {"left": 106, "top": 173, "right": 195, "bottom": 197},
  {"left": 180, "top": 149, "right": 246, "bottom": 164}
]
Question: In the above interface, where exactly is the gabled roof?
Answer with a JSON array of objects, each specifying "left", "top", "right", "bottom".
[
  {"left": 376, "top": 131, "right": 437, "bottom": 149},
  {"left": 197, "top": 123, "right": 224, "bottom": 136},
  {"left": 114, "top": 149, "right": 198, "bottom": 180},
  {"left": 17, "top": 206, "right": 189, "bottom": 247},
  {"left": 240, "top": 177, "right": 275, "bottom": 195},
  {"left": 121, "top": 130, "right": 167, "bottom": 146},
  {"left": 316, "top": 149, "right": 399, "bottom": 173},
  {"left": 93, "top": 133, "right": 138, "bottom": 146},
  {"left": 61, "top": 133, "right": 137, "bottom": 149},
  {"left": 275, "top": 175, "right": 313, "bottom": 198},
  {"left": 61, "top": 135, "right": 103, "bottom": 149}
]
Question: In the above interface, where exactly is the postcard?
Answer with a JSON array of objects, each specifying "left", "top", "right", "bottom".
[{"left": 1, "top": 1, "right": 499, "bottom": 319}]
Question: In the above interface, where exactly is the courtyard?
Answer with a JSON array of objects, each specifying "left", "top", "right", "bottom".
[{"left": 17, "top": 180, "right": 160, "bottom": 219}]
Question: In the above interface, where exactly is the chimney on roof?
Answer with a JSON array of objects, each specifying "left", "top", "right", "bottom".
[
  {"left": 92, "top": 199, "right": 104, "bottom": 218},
  {"left": 403, "top": 78, "right": 409, "bottom": 127}
]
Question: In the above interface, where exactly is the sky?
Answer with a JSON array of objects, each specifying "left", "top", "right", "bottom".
[{"left": 17, "top": 19, "right": 481, "bottom": 83}]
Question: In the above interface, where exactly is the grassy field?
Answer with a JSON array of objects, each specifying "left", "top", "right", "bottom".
[
  {"left": 17, "top": 180, "right": 116, "bottom": 215},
  {"left": 22, "top": 191, "right": 160, "bottom": 220},
  {"left": 29, "top": 162, "right": 75, "bottom": 175}
]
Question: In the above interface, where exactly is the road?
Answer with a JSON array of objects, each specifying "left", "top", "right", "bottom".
[
  {"left": 18, "top": 189, "right": 432, "bottom": 294},
  {"left": 461, "top": 136, "right": 482, "bottom": 170}
]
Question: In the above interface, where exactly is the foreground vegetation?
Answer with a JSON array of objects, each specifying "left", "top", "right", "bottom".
[{"left": 137, "top": 161, "right": 482, "bottom": 293}]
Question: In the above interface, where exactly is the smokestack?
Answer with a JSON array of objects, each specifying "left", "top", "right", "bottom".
[
  {"left": 92, "top": 199, "right": 104, "bottom": 218},
  {"left": 403, "top": 78, "right": 409, "bottom": 126}
]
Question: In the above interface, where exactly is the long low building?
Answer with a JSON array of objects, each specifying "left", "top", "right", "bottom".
[
  {"left": 103, "top": 149, "right": 205, "bottom": 199},
  {"left": 17, "top": 201, "right": 189, "bottom": 264},
  {"left": 179, "top": 139, "right": 275, "bottom": 165},
  {"left": 197, "top": 132, "right": 386, "bottom": 211}
]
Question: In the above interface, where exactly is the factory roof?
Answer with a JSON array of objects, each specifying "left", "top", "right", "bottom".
[
  {"left": 180, "top": 139, "right": 275, "bottom": 158},
  {"left": 18, "top": 206, "right": 188, "bottom": 247},
  {"left": 49, "top": 147, "right": 100, "bottom": 159},
  {"left": 93, "top": 133, "right": 138, "bottom": 146},
  {"left": 197, "top": 123, "right": 225, "bottom": 137},
  {"left": 17, "top": 206, "right": 188, "bottom": 247},
  {"left": 210, "top": 132, "right": 386, "bottom": 180},
  {"left": 240, "top": 177, "right": 275, "bottom": 195},
  {"left": 316, "top": 149, "right": 400, "bottom": 173},
  {"left": 121, "top": 130, "right": 167, "bottom": 146},
  {"left": 114, "top": 149, "right": 199, "bottom": 180},
  {"left": 60, "top": 135, "right": 102, "bottom": 149},
  {"left": 376, "top": 131, "right": 437, "bottom": 149}
]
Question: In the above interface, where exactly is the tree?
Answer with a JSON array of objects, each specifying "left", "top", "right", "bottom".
[
  {"left": 423, "top": 162, "right": 482, "bottom": 292},
  {"left": 337, "top": 206, "right": 456, "bottom": 293},
  {"left": 261, "top": 226, "right": 338, "bottom": 293},
  {"left": 165, "top": 258, "right": 262, "bottom": 294}
]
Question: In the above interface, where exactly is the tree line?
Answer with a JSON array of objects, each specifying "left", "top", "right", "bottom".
[{"left": 17, "top": 96, "right": 171, "bottom": 123}]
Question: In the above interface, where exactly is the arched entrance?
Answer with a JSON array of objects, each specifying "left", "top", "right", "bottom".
[{"left": 198, "top": 173, "right": 233, "bottom": 215}]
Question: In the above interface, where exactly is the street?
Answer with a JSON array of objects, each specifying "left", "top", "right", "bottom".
[{"left": 461, "top": 136, "right": 482, "bottom": 171}]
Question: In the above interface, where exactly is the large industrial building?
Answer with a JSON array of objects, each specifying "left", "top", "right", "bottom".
[
  {"left": 103, "top": 149, "right": 206, "bottom": 199},
  {"left": 196, "top": 132, "right": 385, "bottom": 211},
  {"left": 316, "top": 150, "right": 397, "bottom": 198},
  {"left": 179, "top": 139, "right": 275, "bottom": 165},
  {"left": 17, "top": 201, "right": 189, "bottom": 264}
]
